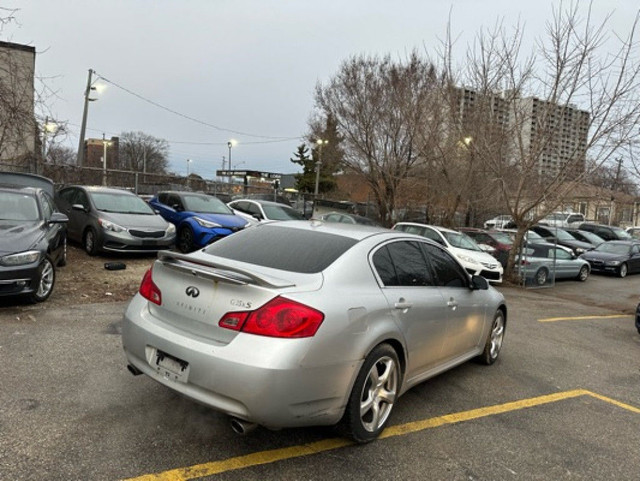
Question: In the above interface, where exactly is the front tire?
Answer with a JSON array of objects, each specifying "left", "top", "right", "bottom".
[
  {"left": 28, "top": 256, "right": 55, "bottom": 303},
  {"left": 618, "top": 263, "right": 628, "bottom": 278},
  {"left": 478, "top": 309, "right": 505, "bottom": 365},
  {"left": 340, "top": 343, "right": 400, "bottom": 443},
  {"left": 577, "top": 265, "right": 589, "bottom": 282},
  {"left": 177, "top": 226, "right": 195, "bottom": 253},
  {"left": 84, "top": 228, "right": 99, "bottom": 256}
]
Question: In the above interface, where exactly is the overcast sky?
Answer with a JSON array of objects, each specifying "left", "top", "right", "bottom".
[{"left": 2, "top": 0, "right": 638, "bottom": 179}]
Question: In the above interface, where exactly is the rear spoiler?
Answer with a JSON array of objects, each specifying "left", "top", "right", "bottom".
[{"left": 157, "top": 250, "right": 296, "bottom": 288}]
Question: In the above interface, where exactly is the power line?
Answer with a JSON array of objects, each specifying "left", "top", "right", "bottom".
[{"left": 93, "top": 70, "right": 303, "bottom": 141}]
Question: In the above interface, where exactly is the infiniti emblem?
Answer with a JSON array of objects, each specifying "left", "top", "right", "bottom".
[{"left": 185, "top": 286, "right": 200, "bottom": 298}]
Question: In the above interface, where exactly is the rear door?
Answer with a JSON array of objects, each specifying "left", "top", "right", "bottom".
[{"left": 372, "top": 240, "right": 449, "bottom": 381}]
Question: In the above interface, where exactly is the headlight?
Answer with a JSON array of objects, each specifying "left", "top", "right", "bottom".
[
  {"left": 605, "top": 260, "right": 622, "bottom": 266},
  {"left": 166, "top": 224, "right": 176, "bottom": 235},
  {"left": 194, "top": 216, "right": 221, "bottom": 228},
  {"left": 98, "top": 218, "right": 125, "bottom": 233},
  {"left": 457, "top": 253, "right": 480, "bottom": 265},
  {"left": 0, "top": 250, "right": 41, "bottom": 266}
]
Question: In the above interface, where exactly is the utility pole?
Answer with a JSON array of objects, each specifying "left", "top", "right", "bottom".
[{"left": 77, "top": 69, "right": 94, "bottom": 167}]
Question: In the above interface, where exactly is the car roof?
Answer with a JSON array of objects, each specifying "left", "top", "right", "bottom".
[
  {"left": 63, "top": 185, "right": 136, "bottom": 195},
  {"left": 255, "top": 220, "right": 393, "bottom": 242},
  {"left": 0, "top": 185, "right": 39, "bottom": 196},
  {"left": 231, "top": 198, "right": 290, "bottom": 207},
  {"left": 395, "top": 222, "right": 457, "bottom": 234}
]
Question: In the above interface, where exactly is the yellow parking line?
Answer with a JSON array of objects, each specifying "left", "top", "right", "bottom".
[
  {"left": 122, "top": 389, "right": 639, "bottom": 481},
  {"left": 538, "top": 314, "right": 631, "bottom": 323}
]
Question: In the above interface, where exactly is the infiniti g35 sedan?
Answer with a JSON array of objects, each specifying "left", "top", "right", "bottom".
[{"left": 122, "top": 221, "right": 507, "bottom": 442}]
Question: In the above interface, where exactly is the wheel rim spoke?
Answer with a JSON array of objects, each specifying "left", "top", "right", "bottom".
[{"left": 359, "top": 356, "right": 398, "bottom": 432}]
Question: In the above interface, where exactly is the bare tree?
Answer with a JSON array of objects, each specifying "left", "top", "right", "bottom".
[
  {"left": 118, "top": 131, "right": 169, "bottom": 174},
  {"left": 314, "top": 53, "right": 439, "bottom": 226},
  {"left": 437, "top": 3, "right": 640, "bottom": 279}
]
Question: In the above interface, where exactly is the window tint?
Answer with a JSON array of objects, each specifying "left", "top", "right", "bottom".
[
  {"left": 205, "top": 224, "right": 357, "bottom": 273},
  {"left": 58, "top": 188, "right": 76, "bottom": 204},
  {"left": 76, "top": 190, "right": 89, "bottom": 209},
  {"left": 157, "top": 193, "right": 168, "bottom": 204},
  {"left": 39, "top": 192, "right": 54, "bottom": 219},
  {"left": 374, "top": 241, "right": 433, "bottom": 287},
  {"left": 372, "top": 246, "right": 397, "bottom": 286},
  {"left": 421, "top": 243, "right": 468, "bottom": 287}
]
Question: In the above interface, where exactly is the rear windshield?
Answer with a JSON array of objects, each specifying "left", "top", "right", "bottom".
[{"left": 204, "top": 224, "right": 357, "bottom": 273}]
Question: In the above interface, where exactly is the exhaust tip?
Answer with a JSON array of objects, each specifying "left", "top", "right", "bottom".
[
  {"left": 127, "top": 364, "right": 143, "bottom": 376},
  {"left": 230, "top": 417, "right": 257, "bottom": 435}
]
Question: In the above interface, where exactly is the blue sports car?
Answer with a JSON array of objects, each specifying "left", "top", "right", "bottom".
[{"left": 149, "top": 191, "right": 248, "bottom": 252}]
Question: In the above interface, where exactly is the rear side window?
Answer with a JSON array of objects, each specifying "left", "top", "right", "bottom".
[
  {"left": 205, "top": 225, "right": 357, "bottom": 273},
  {"left": 373, "top": 241, "right": 434, "bottom": 287}
]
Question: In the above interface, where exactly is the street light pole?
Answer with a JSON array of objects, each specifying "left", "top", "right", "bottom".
[
  {"left": 102, "top": 133, "right": 112, "bottom": 186},
  {"left": 227, "top": 140, "right": 237, "bottom": 184},
  {"left": 314, "top": 139, "right": 328, "bottom": 197},
  {"left": 186, "top": 158, "right": 192, "bottom": 176},
  {"left": 77, "top": 68, "right": 95, "bottom": 167}
]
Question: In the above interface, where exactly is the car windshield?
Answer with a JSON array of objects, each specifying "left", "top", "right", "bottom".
[
  {"left": 183, "top": 194, "right": 233, "bottom": 214},
  {"left": 0, "top": 192, "right": 39, "bottom": 221},
  {"left": 527, "top": 231, "right": 543, "bottom": 241},
  {"left": 262, "top": 205, "right": 305, "bottom": 220},
  {"left": 91, "top": 192, "right": 155, "bottom": 214},
  {"left": 553, "top": 228, "right": 575, "bottom": 241},
  {"left": 204, "top": 224, "right": 357, "bottom": 273},
  {"left": 443, "top": 231, "right": 482, "bottom": 251},
  {"left": 490, "top": 232, "right": 513, "bottom": 244},
  {"left": 578, "top": 231, "right": 604, "bottom": 244},
  {"left": 594, "top": 243, "right": 631, "bottom": 255},
  {"left": 611, "top": 227, "right": 632, "bottom": 240}
]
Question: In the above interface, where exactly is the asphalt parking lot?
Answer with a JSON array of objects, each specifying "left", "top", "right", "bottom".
[{"left": 1, "top": 273, "right": 639, "bottom": 481}]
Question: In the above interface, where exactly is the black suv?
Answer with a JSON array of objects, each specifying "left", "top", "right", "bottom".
[{"left": 578, "top": 223, "right": 632, "bottom": 241}]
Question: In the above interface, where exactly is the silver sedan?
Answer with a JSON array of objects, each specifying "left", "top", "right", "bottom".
[{"left": 122, "top": 221, "right": 507, "bottom": 442}]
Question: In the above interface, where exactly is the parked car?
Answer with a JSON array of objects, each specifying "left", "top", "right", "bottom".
[
  {"left": 579, "top": 240, "right": 640, "bottom": 278},
  {"left": 122, "top": 221, "right": 507, "bottom": 442},
  {"left": 625, "top": 227, "right": 640, "bottom": 240},
  {"left": 518, "top": 243, "right": 590, "bottom": 286},
  {"left": 393, "top": 222, "right": 503, "bottom": 283},
  {"left": 483, "top": 214, "right": 513, "bottom": 230},
  {"left": 318, "top": 212, "right": 380, "bottom": 226},
  {"left": 0, "top": 172, "right": 68, "bottom": 303},
  {"left": 56, "top": 186, "right": 175, "bottom": 255},
  {"left": 540, "top": 211, "right": 586, "bottom": 228},
  {"left": 228, "top": 199, "right": 305, "bottom": 223},
  {"left": 564, "top": 228, "right": 605, "bottom": 248},
  {"left": 149, "top": 191, "right": 248, "bottom": 253},
  {"left": 458, "top": 228, "right": 513, "bottom": 268},
  {"left": 530, "top": 225, "right": 593, "bottom": 255},
  {"left": 578, "top": 223, "right": 632, "bottom": 241}
]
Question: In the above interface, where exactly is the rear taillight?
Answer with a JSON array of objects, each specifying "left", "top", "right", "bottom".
[
  {"left": 139, "top": 268, "right": 162, "bottom": 305},
  {"left": 520, "top": 259, "right": 531, "bottom": 266},
  {"left": 218, "top": 297, "right": 324, "bottom": 338}
]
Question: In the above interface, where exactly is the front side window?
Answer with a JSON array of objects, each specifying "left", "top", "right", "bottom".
[{"left": 421, "top": 243, "right": 468, "bottom": 287}]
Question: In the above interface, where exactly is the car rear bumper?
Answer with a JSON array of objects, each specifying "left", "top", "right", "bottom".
[{"left": 122, "top": 295, "right": 358, "bottom": 428}]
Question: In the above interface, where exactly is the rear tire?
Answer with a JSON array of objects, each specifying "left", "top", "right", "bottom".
[
  {"left": 57, "top": 236, "right": 67, "bottom": 267},
  {"left": 534, "top": 267, "right": 548, "bottom": 286},
  {"left": 340, "top": 343, "right": 400, "bottom": 443}
]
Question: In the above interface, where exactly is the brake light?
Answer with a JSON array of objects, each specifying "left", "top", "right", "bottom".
[
  {"left": 520, "top": 259, "right": 531, "bottom": 266},
  {"left": 139, "top": 268, "right": 162, "bottom": 305},
  {"left": 218, "top": 297, "right": 324, "bottom": 338}
]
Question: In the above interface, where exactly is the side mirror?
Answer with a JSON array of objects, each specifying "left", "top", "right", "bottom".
[
  {"left": 71, "top": 203, "right": 87, "bottom": 213},
  {"left": 252, "top": 213, "right": 263, "bottom": 220},
  {"left": 171, "top": 203, "right": 182, "bottom": 212},
  {"left": 49, "top": 212, "right": 69, "bottom": 224},
  {"left": 470, "top": 275, "right": 489, "bottom": 290}
]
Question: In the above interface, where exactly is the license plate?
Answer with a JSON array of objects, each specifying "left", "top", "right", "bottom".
[{"left": 154, "top": 349, "right": 189, "bottom": 382}]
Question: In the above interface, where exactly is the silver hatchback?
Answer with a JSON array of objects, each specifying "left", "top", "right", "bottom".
[{"left": 122, "top": 221, "right": 507, "bottom": 442}]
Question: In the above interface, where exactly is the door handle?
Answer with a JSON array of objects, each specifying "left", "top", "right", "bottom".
[
  {"left": 394, "top": 300, "right": 413, "bottom": 310},
  {"left": 447, "top": 298, "right": 458, "bottom": 310}
]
